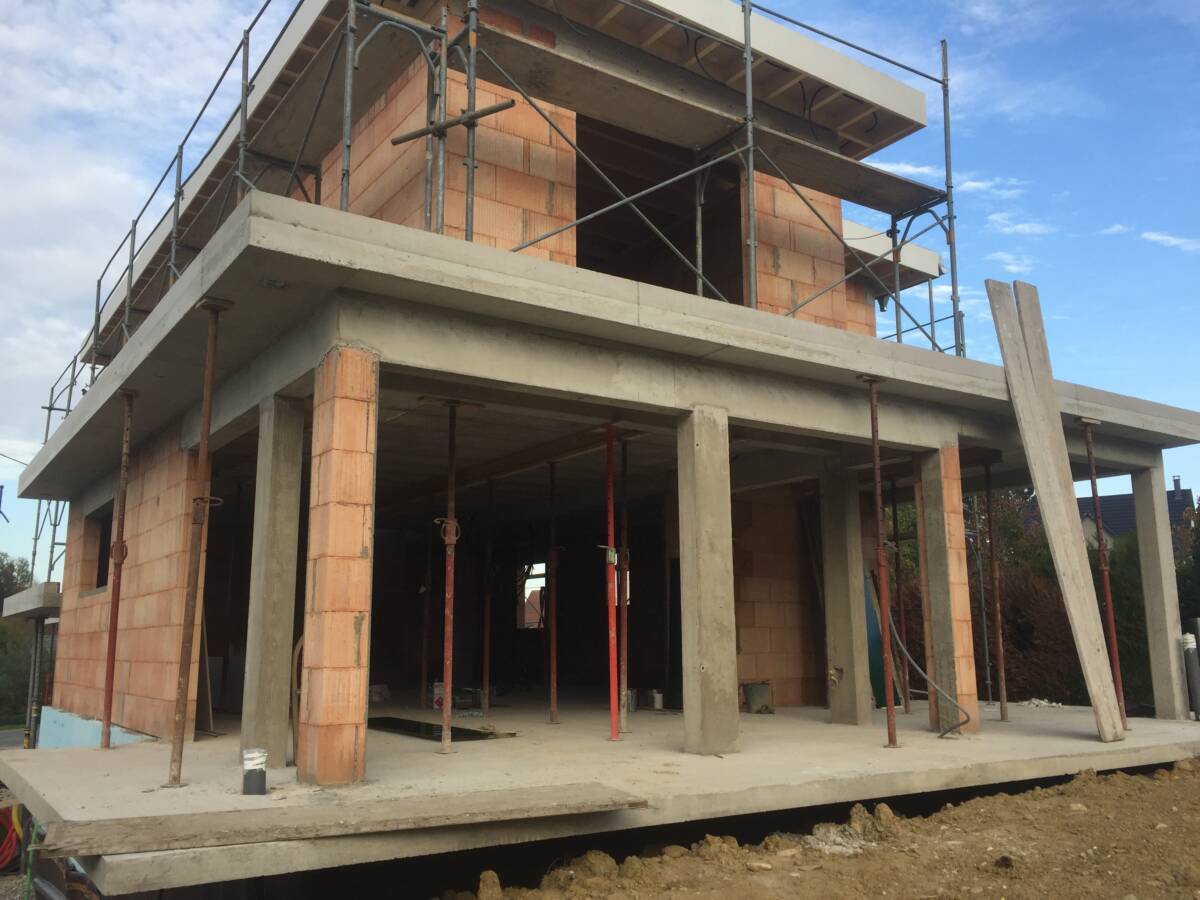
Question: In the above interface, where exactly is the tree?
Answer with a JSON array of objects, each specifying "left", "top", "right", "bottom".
[{"left": 0, "top": 552, "right": 34, "bottom": 723}]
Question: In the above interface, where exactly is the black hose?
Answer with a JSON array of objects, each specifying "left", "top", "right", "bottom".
[{"left": 885, "top": 608, "right": 973, "bottom": 738}]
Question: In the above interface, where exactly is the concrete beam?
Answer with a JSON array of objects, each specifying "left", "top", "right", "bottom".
[
  {"left": 242, "top": 396, "right": 305, "bottom": 768},
  {"left": 1133, "top": 457, "right": 1190, "bottom": 720},
  {"left": 820, "top": 463, "right": 872, "bottom": 725},
  {"left": 676, "top": 406, "right": 739, "bottom": 754}
]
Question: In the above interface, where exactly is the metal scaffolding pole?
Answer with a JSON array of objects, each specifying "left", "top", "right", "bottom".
[
  {"left": 167, "top": 301, "right": 223, "bottom": 787},
  {"left": 434, "top": 3, "right": 449, "bottom": 234},
  {"left": 339, "top": 0, "right": 358, "bottom": 212},
  {"left": 1083, "top": 420, "right": 1129, "bottom": 730},
  {"left": 101, "top": 390, "right": 135, "bottom": 749},
  {"left": 463, "top": 0, "right": 480, "bottom": 240},
  {"left": 740, "top": 0, "right": 758, "bottom": 309},
  {"left": 891, "top": 217, "right": 902, "bottom": 344},
  {"left": 863, "top": 376, "right": 898, "bottom": 748},
  {"left": 439, "top": 403, "right": 459, "bottom": 753},
  {"left": 941, "top": 40, "right": 964, "bottom": 357}
]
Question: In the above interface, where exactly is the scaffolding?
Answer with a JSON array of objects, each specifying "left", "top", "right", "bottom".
[{"left": 27, "top": 0, "right": 966, "bottom": 576}]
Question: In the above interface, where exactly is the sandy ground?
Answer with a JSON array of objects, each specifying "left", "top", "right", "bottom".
[
  {"left": 0, "top": 875, "right": 20, "bottom": 900},
  {"left": 451, "top": 759, "right": 1200, "bottom": 900}
]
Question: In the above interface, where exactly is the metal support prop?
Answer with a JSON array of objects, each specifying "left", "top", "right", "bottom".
[
  {"left": 464, "top": 0, "right": 480, "bottom": 241},
  {"left": 1083, "top": 421, "right": 1129, "bottom": 730},
  {"left": 605, "top": 426, "right": 619, "bottom": 741},
  {"left": 864, "top": 377, "right": 898, "bottom": 747},
  {"left": 941, "top": 40, "right": 964, "bottom": 357},
  {"left": 740, "top": 0, "right": 758, "bottom": 309},
  {"left": 694, "top": 167, "right": 706, "bottom": 297},
  {"left": 439, "top": 403, "right": 459, "bottom": 752},
  {"left": 983, "top": 463, "right": 1008, "bottom": 721},
  {"left": 889, "top": 480, "right": 910, "bottom": 713},
  {"left": 339, "top": 0, "right": 358, "bottom": 212},
  {"left": 101, "top": 390, "right": 135, "bottom": 749},
  {"left": 167, "top": 303, "right": 222, "bottom": 786},
  {"left": 481, "top": 479, "right": 493, "bottom": 714},
  {"left": 548, "top": 462, "right": 559, "bottom": 724},
  {"left": 972, "top": 496, "right": 992, "bottom": 704},
  {"left": 423, "top": 59, "right": 435, "bottom": 232},
  {"left": 618, "top": 441, "right": 630, "bottom": 733}
]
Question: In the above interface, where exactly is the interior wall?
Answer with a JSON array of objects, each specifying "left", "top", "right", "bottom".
[{"left": 733, "top": 485, "right": 828, "bottom": 707}]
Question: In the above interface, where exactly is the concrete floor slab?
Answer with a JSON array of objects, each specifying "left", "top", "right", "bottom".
[{"left": 2, "top": 697, "right": 1198, "bottom": 895}]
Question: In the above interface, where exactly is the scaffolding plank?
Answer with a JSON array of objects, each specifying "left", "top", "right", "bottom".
[
  {"left": 474, "top": 2, "right": 942, "bottom": 216},
  {"left": 985, "top": 279, "right": 1123, "bottom": 743},
  {"left": 39, "top": 782, "right": 647, "bottom": 858}
]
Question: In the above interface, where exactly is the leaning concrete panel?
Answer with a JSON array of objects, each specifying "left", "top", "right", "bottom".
[{"left": 987, "top": 279, "right": 1122, "bottom": 742}]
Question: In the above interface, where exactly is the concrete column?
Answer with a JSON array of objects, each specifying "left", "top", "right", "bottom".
[
  {"left": 676, "top": 405, "right": 739, "bottom": 754},
  {"left": 298, "top": 346, "right": 379, "bottom": 785},
  {"left": 819, "top": 463, "right": 872, "bottom": 725},
  {"left": 241, "top": 396, "right": 304, "bottom": 768},
  {"left": 1132, "top": 458, "right": 1189, "bottom": 720},
  {"left": 915, "top": 442, "right": 979, "bottom": 734}
]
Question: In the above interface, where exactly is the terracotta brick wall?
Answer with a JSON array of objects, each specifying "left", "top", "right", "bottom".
[
  {"left": 732, "top": 487, "right": 826, "bottom": 707},
  {"left": 314, "top": 60, "right": 576, "bottom": 264},
  {"left": 52, "top": 424, "right": 207, "bottom": 739},
  {"left": 751, "top": 172, "right": 876, "bottom": 336}
]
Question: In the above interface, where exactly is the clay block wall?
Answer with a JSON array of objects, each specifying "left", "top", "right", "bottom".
[
  {"left": 315, "top": 57, "right": 576, "bottom": 264},
  {"left": 52, "top": 424, "right": 207, "bottom": 739},
  {"left": 751, "top": 172, "right": 876, "bottom": 336},
  {"left": 732, "top": 487, "right": 827, "bottom": 706}
]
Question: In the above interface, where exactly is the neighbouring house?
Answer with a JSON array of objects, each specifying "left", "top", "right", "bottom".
[{"left": 1078, "top": 476, "right": 1195, "bottom": 549}]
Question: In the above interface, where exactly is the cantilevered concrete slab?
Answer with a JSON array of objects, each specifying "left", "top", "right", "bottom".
[
  {"left": 2, "top": 700, "right": 1197, "bottom": 895},
  {"left": 843, "top": 218, "right": 944, "bottom": 298},
  {"left": 1, "top": 582, "right": 61, "bottom": 620},
  {"left": 21, "top": 192, "right": 1200, "bottom": 506}
]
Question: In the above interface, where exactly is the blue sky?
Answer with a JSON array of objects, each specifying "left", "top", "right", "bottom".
[{"left": 0, "top": 0, "right": 1197, "bottom": 575}]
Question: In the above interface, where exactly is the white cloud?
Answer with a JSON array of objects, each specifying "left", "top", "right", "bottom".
[
  {"left": 1100, "top": 224, "right": 1130, "bottom": 235},
  {"left": 958, "top": 177, "right": 1026, "bottom": 199},
  {"left": 872, "top": 161, "right": 941, "bottom": 178},
  {"left": 986, "top": 251, "right": 1035, "bottom": 274},
  {"left": 987, "top": 211, "right": 1057, "bottom": 236},
  {"left": 1141, "top": 231, "right": 1200, "bottom": 253}
]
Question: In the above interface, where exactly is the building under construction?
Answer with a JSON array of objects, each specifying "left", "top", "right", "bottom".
[{"left": 3, "top": 0, "right": 1200, "bottom": 895}]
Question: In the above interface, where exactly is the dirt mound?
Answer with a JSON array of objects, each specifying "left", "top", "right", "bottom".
[{"left": 451, "top": 758, "right": 1200, "bottom": 899}]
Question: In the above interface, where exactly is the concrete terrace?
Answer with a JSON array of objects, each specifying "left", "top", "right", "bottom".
[{"left": 2, "top": 699, "right": 1198, "bottom": 894}]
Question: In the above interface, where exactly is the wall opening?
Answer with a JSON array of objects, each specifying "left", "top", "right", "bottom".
[{"left": 575, "top": 116, "right": 744, "bottom": 304}]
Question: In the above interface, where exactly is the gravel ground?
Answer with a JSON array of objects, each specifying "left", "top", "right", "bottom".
[{"left": 0, "top": 875, "right": 22, "bottom": 900}]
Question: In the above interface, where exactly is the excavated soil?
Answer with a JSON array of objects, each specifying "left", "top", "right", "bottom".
[{"left": 452, "top": 759, "right": 1200, "bottom": 899}]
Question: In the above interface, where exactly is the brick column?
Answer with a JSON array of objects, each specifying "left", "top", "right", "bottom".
[
  {"left": 914, "top": 443, "right": 979, "bottom": 734},
  {"left": 298, "top": 346, "right": 378, "bottom": 785}
]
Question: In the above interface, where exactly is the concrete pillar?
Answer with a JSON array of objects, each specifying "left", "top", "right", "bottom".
[
  {"left": 298, "top": 346, "right": 379, "bottom": 785},
  {"left": 915, "top": 442, "right": 979, "bottom": 734},
  {"left": 1132, "top": 458, "right": 1189, "bottom": 720},
  {"left": 819, "top": 463, "right": 873, "bottom": 725},
  {"left": 676, "top": 405, "right": 739, "bottom": 754},
  {"left": 241, "top": 396, "right": 304, "bottom": 768}
]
